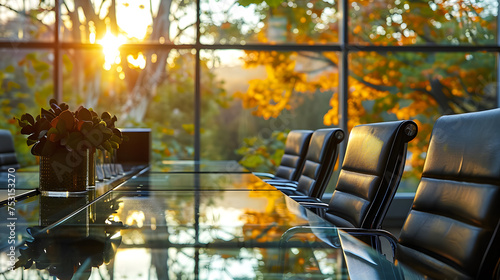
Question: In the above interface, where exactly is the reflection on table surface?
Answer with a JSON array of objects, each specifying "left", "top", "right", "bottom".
[
  {"left": 119, "top": 172, "right": 276, "bottom": 191},
  {"left": 0, "top": 161, "right": 418, "bottom": 279},
  {"left": 0, "top": 189, "right": 346, "bottom": 278},
  {"left": 151, "top": 160, "right": 249, "bottom": 173},
  {"left": 0, "top": 171, "right": 39, "bottom": 201}
]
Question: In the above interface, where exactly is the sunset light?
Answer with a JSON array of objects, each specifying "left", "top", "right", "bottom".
[
  {"left": 127, "top": 52, "right": 147, "bottom": 69},
  {"left": 99, "top": 31, "right": 126, "bottom": 70}
]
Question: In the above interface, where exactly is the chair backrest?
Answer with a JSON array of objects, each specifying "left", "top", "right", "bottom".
[
  {"left": 324, "top": 120, "right": 418, "bottom": 229},
  {"left": 274, "top": 130, "right": 313, "bottom": 181},
  {"left": 0, "top": 129, "right": 20, "bottom": 171},
  {"left": 397, "top": 109, "right": 500, "bottom": 280},
  {"left": 294, "top": 128, "right": 345, "bottom": 199}
]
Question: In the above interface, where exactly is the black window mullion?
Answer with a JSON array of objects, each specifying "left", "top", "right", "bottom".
[
  {"left": 55, "top": 0, "right": 62, "bottom": 102},
  {"left": 338, "top": 0, "right": 349, "bottom": 164}
]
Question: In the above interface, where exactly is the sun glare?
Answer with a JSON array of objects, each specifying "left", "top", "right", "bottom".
[
  {"left": 99, "top": 32, "right": 126, "bottom": 70},
  {"left": 127, "top": 52, "right": 147, "bottom": 69}
]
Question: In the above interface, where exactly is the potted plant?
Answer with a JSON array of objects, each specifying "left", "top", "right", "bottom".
[{"left": 14, "top": 99, "right": 122, "bottom": 193}]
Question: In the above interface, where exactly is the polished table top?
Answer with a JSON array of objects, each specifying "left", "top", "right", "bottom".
[{"left": 0, "top": 161, "right": 418, "bottom": 279}]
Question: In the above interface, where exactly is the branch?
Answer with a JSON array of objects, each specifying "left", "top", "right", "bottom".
[
  {"left": 150, "top": 0, "right": 154, "bottom": 18},
  {"left": 173, "top": 22, "right": 196, "bottom": 42},
  {"left": 98, "top": 0, "right": 107, "bottom": 17},
  {"left": 351, "top": 72, "right": 398, "bottom": 94}
]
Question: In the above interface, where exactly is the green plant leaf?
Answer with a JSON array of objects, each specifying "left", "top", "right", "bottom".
[
  {"left": 101, "top": 112, "right": 112, "bottom": 120},
  {"left": 77, "top": 120, "right": 93, "bottom": 132},
  {"left": 7, "top": 81, "right": 20, "bottom": 90},
  {"left": 21, "top": 113, "right": 35, "bottom": 125},
  {"left": 47, "top": 127, "right": 61, "bottom": 142},
  {"left": 101, "top": 141, "right": 112, "bottom": 152},
  {"left": 20, "top": 125, "right": 34, "bottom": 135},
  {"left": 41, "top": 108, "right": 56, "bottom": 121},
  {"left": 25, "top": 72, "right": 35, "bottom": 87},
  {"left": 58, "top": 110, "right": 75, "bottom": 131},
  {"left": 55, "top": 118, "right": 67, "bottom": 134},
  {"left": 110, "top": 134, "right": 122, "bottom": 145},
  {"left": 5, "top": 65, "right": 15, "bottom": 73},
  {"left": 33, "top": 61, "right": 49, "bottom": 72},
  {"left": 75, "top": 106, "right": 92, "bottom": 122},
  {"left": 66, "top": 132, "right": 84, "bottom": 151},
  {"left": 40, "top": 139, "right": 57, "bottom": 156},
  {"left": 27, "top": 134, "right": 38, "bottom": 146}
]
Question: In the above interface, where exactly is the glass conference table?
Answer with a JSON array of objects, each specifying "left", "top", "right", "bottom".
[{"left": 0, "top": 161, "right": 417, "bottom": 280}]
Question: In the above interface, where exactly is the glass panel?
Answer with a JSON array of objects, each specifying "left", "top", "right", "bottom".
[
  {"left": 349, "top": 0, "right": 498, "bottom": 45},
  {"left": 200, "top": 0, "right": 339, "bottom": 45},
  {"left": 0, "top": 49, "right": 54, "bottom": 167},
  {"left": 1, "top": 189, "right": 347, "bottom": 279},
  {"left": 201, "top": 49, "right": 339, "bottom": 172},
  {"left": 61, "top": 0, "right": 196, "bottom": 44},
  {"left": 0, "top": 0, "right": 55, "bottom": 41},
  {"left": 61, "top": 48, "right": 195, "bottom": 163},
  {"left": 348, "top": 51, "right": 497, "bottom": 191}
]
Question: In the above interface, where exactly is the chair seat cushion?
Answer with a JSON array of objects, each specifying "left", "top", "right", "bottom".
[{"left": 397, "top": 243, "right": 473, "bottom": 280}]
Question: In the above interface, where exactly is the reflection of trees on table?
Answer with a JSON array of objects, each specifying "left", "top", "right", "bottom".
[{"left": 105, "top": 187, "right": 340, "bottom": 279}]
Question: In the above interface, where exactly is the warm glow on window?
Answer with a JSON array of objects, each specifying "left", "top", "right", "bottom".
[
  {"left": 99, "top": 31, "right": 126, "bottom": 70},
  {"left": 127, "top": 52, "right": 147, "bottom": 69},
  {"left": 89, "top": 21, "right": 96, "bottom": 44}
]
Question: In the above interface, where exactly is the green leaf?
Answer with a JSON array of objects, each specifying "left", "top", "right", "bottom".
[
  {"left": 110, "top": 134, "right": 123, "bottom": 145},
  {"left": 101, "top": 112, "right": 112, "bottom": 120},
  {"left": 237, "top": 0, "right": 264, "bottom": 6},
  {"left": 5, "top": 65, "right": 15, "bottom": 73},
  {"left": 110, "top": 141, "right": 119, "bottom": 149},
  {"left": 33, "top": 61, "right": 49, "bottom": 72},
  {"left": 20, "top": 125, "right": 35, "bottom": 135},
  {"left": 25, "top": 72, "right": 35, "bottom": 87},
  {"left": 58, "top": 110, "right": 75, "bottom": 131},
  {"left": 101, "top": 141, "right": 113, "bottom": 152},
  {"left": 26, "top": 53, "right": 36, "bottom": 61},
  {"left": 66, "top": 132, "right": 84, "bottom": 151},
  {"left": 47, "top": 127, "right": 61, "bottom": 142},
  {"left": 75, "top": 106, "right": 92, "bottom": 122},
  {"left": 21, "top": 113, "right": 35, "bottom": 125},
  {"left": 27, "top": 134, "right": 38, "bottom": 146},
  {"left": 7, "top": 81, "right": 20, "bottom": 90},
  {"left": 40, "top": 139, "right": 57, "bottom": 156},
  {"left": 56, "top": 118, "right": 68, "bottom": 134},
  {"left": 41, "top": 108, "right": 56, "bottom": 121},
  {"left": 78, "top": 121, "right": 93, "bottom": 133},
  {"left": 265, "top": 0, "right": 281, "bottom": 8},
  {"left": 240, "top": 154, "right": 264, "bottom": 168}
]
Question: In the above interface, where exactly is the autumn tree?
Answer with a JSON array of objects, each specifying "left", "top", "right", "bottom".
[{"left": 230, "top": 0, "right": 497, "bottom": 177}]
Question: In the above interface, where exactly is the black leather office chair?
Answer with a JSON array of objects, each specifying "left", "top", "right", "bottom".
[
  {"left": 300, "top": 120, "right": 418, "bottom": 229},
  {"left": 274, "top": 128, "right": 345, "bottom": 200},
  {"left": 254, "top": 130, "right": 313, "bottom": 182},
  {"left": 340, "top": 109, "right": 500, "bottom": 280},
  {"left": 0, "top": 129, "right": 20, "bottom": 171}
]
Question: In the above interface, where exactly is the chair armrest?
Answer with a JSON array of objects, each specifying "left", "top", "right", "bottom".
[
  {"left": 297, "top": 201, "right": 328, "bottom": 208},
  {"left": 296, "top": 200, "right": 328, "bottom": 216},
  {"left": 253, "top": 172, "right": 275, "bottom": 179},
  {"left": 270, "top": 182, "right": 298, "bottom": 188},
  {"left": 339, "top": 228, "right": 399, "bottom": 261},
  {"left": 264, "top": 179, "right": 297, "bottom": 185},
  {"left": 274, "top": 186, "right": 298, "bottom": 192}
]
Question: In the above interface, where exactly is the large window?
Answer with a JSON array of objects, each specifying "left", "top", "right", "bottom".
[{"left": 1, "top": 0, "right": 498, "bottom": 193}]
